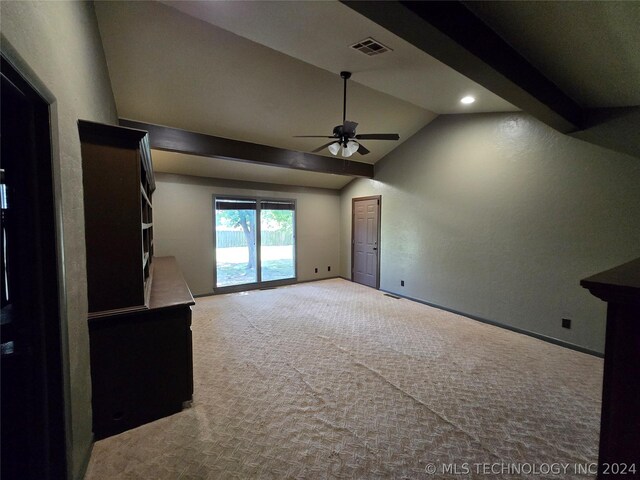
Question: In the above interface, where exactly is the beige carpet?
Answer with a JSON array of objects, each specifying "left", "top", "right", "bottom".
[{"left": 85, "top": 279, "right": 603, "bottom": 479}]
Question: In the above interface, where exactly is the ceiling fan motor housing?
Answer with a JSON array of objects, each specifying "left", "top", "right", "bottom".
[{"left": 333, "top": 125, "right": 355, "bottom": 145}]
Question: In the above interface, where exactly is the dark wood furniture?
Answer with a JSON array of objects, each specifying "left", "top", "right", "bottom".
[
  {"left": 581, "top": 258, "right": 640, "bottom": 478},
  {"left": 79, "top": 121, "right": 194, "bottom": 439},
  {"left": 79, "top": 120, "right": 155, "bottom": 316},
  {"left": 89, "top": 257, "right": 194, "bottom": 439}
]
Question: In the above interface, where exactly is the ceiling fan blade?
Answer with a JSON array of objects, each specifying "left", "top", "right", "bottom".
[
  {"left": 294, "top": 135, "right": 335, "bottom": 138},
  {"left": 343, "top": 120, "right": 358, "bottom": 135},
  {"left": 312, "top": 141, "right": 338, "bottom": 153},
  {"left": 357, "top": 143, "right": 370, "bottom": 155},
  {"left": 355, "top": 133, "right": 400, "bottom": 140}
]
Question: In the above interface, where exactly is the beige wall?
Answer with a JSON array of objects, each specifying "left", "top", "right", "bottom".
[
  {"left": 153, "top": 173, "right": 341, "bottom": 295},
  {"left": 1, "top": 2, "right": 118, "bottom": 479},
  {"left": 341, "top": 113, "right": 640, "bottom": 354}
]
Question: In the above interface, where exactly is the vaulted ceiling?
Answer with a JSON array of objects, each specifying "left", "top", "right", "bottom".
[
  {"left": 94, "top": 1, "right": 639, "bottom": 189},
  {"left": 466, "top": 1, "right": 640, "bottom": 108}
]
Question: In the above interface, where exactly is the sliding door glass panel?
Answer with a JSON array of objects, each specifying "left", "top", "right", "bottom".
[
  {"left": 260, "top": 201, "right": 295, "bottom": 282},
  {"left": 215, "top": 198, "right": 257, "bottom": 287}
]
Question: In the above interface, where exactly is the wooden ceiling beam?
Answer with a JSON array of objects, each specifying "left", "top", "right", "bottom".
[
  {"left": 342, "top": 1, "right": 584, "bottom": 133},
  {"left": 119, "top": 119, "right": 374, "bottom": 178}
]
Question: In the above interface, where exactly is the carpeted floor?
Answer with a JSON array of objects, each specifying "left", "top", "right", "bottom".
[{"left": 85, "top": 279, "right": 603, "bottom": 479}]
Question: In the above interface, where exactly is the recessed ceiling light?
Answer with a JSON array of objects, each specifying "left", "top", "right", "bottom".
[{"left": 460, "top": 96, "right": 475, "bottom": 104}]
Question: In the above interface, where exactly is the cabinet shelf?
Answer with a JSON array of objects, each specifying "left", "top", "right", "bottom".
[{"left": 141, "top": 183, "right": 152, "bottom": 208}]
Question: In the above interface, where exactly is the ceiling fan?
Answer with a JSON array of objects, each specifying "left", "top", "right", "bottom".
[{"left": 295, "top": 71, "right": 400, "bottom": 157}]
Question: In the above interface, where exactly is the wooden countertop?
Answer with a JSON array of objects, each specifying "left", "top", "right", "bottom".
[
  {"left": 581, "top": 257, "right": 640, "bottom": 305},
  {"left": 149, "top": 256, "right": 195, "bottom": 310}
]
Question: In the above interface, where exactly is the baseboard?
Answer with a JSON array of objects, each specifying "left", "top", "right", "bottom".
[
  {"left": 297, "top": 276, "right": 340, "bottom": 285},
  {"left": 193, "top": 276, "right": 340, "bottom": 299},
  {"left": 193, "top": 292, "right": 214, "bottom": 298},
  {"left": 380, "top": 289, "right": 604, "bottom": 358}
]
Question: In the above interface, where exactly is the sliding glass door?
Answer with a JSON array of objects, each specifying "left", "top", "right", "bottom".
[
  {"left": 214, "top": 197, "right": 295, "bottom": 290},
  {"left": 260, "top": 201, "right": 295, "bottom": 282},
  {"left": 214, "top": 198, "right": 258, "bottom": 287}
]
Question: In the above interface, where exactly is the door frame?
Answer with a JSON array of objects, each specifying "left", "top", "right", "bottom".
[
  {"left": 212, "top": 195, "right": 298, "bottom": 293},
  {"left": 351, "top": 195, "right": 381, "bottom": 289},
  {"left": 1, "top": 54, "right": 68, "bottom": 479}
]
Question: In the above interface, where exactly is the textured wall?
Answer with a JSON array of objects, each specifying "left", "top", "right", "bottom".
[
  {"left": 341, "top": 113, "right": 640, "bottom": 353},
  {"left": 153, "top": 173, "right": 341, "bottom": 295},
  {"left": 1, "top": 2, "right": 118, "bottom": 478}
]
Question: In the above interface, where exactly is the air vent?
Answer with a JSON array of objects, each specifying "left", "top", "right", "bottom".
[{"left": 350, "top": 37, "right": 392, "bottom": 56}]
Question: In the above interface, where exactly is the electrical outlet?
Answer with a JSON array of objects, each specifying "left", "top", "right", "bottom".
[
  {"left": 328, "top": 266, "right": 331, "bottom": 272},
  {"left": 562, "top": 318, "right": 571, "bottom": 329},
  {"left": 314, "top": 267, "right": 318, "bottom": 273},
  {"left": 401, "top": 280, "right": 405, "bottom": 287}
]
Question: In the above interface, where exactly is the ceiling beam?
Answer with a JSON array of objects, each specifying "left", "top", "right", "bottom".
[
  {"left": 119, "top": 119, "right": 374, "bottom": 178},
  {"left": 341, "top": 1, "right": 584, "bottom": 133}
]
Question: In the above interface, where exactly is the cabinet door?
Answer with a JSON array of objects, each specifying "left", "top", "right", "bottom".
[{"left": 89, "top": 307, "right": 193, "bottom": 439}]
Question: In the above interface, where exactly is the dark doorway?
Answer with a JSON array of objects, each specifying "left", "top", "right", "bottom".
[
  {"left": 1, "top": 55, "right": 67, "bottom": 479},
  {"left": 351, "top": 196, "right": 381, "bottom": 289}
]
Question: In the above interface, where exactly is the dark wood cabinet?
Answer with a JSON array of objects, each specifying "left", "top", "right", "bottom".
[
  {"left": 79, "top": 120, "right": 155, "bottom": 316},
  {"left": 79, "top": 121, "right": 194, "bottom": 439},
  {"left": 581, "top": 258, "right": 640, "bottom": 478},
  {"left": 89, "top": 257, "right": 194, "bottom": 439}
]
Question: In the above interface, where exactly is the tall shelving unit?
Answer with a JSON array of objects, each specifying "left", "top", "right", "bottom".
[
  {"left": 79, "top": 120, "right": 194, "bottom": 439},
  {"left": 79, "top": 121, "right": 155, "bottom": 316}
]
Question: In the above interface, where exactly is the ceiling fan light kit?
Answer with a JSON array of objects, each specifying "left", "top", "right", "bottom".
[
  {"left": 294, "top": 71, "right": 400, "bottom": 157},
  {"left": 345, "top": 140, "right": 360, "bottom": 157}
]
